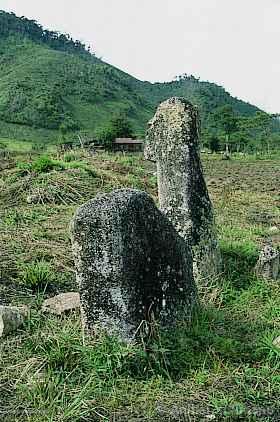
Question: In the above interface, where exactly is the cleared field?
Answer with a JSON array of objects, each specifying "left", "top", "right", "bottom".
[
  {"left": 0, "top": 138, "right": 33, "bottom": 152},
  {"left": 0, "top": 150, "right": 279, "bottom": 421},
  {"left": 0, "top": 138, "right": 57, "bottom": 154}
]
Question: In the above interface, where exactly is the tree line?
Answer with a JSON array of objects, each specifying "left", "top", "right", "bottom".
[
  {"left": 202, "top": 106, "right": 280, "bottom": 154},
  {"left": 0, "top": 11, "right": 92, "bottom": 56}
]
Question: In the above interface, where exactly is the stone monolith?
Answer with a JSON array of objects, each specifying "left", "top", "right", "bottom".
[
  {"left": 71, "top": 189, "right": 196, "bottom": 343},
  {"left": 145, "top": 97, "right": 221, "bottom": 281}
]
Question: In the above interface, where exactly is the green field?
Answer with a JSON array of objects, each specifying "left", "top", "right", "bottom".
[
  {"left": 0, "top": 148, "right": 279, "bottom": 421},
  {"left": 0, "top": 138, "right": 58, "bottom": 154},
  {"left": 0, "top": 138, "right": 33, "bottom": 152}
]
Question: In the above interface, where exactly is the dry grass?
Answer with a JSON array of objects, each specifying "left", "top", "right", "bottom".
[{"left": 0, "top": 150, "right": 279, "bottom": 421}]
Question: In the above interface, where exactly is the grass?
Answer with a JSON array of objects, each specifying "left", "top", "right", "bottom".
[
  {"left": 0, "top": 138, "right": 33, "bottom": 152},
  {"left": 0, "top": 147, "right": 280, "bottom": 421},
  {"left": 17, "top": 261, "right": 56, "bottom": 289},
  {"left": 0, "top": 138, "right": 57, "bottom": 154}
]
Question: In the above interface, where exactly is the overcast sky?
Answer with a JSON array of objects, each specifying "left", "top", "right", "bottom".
[{"left": 1, "top": 0, "right": 279, "bottom": 113}]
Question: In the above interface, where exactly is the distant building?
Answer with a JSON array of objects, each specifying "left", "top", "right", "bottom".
[{"left": 113, "top": 138, "right": 143, "bottom": 152}]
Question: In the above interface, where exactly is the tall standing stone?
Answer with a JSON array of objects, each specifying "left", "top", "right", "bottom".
[
  {"left": 71, "top": 189, "right": 196, "bottom": 343},
  {"left": 145, "top": 97, "right": 221, "bottom": 281}
]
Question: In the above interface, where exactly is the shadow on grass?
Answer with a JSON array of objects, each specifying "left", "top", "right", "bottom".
[
  {"left": 129, "top": 303, "right": 273, "bottom": 381},
  {"left": 20, "top": 300, "right": 272, "bottom": 384}
]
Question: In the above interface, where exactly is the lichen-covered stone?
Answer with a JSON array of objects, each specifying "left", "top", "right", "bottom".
[
  {"left": 71, "top": 189, "right": 196, "bottom": 343},
  {"left": 0, "top": 305, "right": 28, "bottom": 337},
  {"left": 255, "top": 244, "right": 279, "bottom": 280},
  {"left": 145, "top": 97, "right": 221, "bottom": 281}
]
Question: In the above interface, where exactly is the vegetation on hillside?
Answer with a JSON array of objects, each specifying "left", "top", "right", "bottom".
[
  {"left": 0, "top": 11, "right": 91, "bottom": 56},
  {"left": 204, "top": 106, "right": 280, "bottom": 153},
  {"left": 1, "top": 10, "right": 278, "bottom": 153}
]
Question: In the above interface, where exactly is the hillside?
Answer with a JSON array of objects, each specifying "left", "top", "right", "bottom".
[{"left": 0, "top": 11, "right": 262, "bottom": 143}]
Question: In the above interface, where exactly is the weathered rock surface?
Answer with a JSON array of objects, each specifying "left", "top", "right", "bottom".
[
  {"left": 71, "top": 189, "right": 196, "bottom": 343},
  {"left": 268, "top": 226, "right": 279, "bottom": 235},
  {"left": 144, "top": 97, "right": 221, "bottom": 281},
  {"left": 255, "top": 244, "right": 279, "bottom": 280},
  {"left": 42, "top": 292, "right": 80, "bottom": 315},
  {"left": 273, "top": 336, "right": 280, "bottom": 349},
  {"left": 0, "top": 305, "right": 28, "bottom": 337}
]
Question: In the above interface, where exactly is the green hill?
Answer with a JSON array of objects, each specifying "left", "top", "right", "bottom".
[{"left": 0, "top": 11, "right": 262, "bottom": 143}]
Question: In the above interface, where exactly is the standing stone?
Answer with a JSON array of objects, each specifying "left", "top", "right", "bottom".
[
  {"left": 255, "top": 244, "right": 279, "bottom": 281},
  {"left": 71, "top": 189, "right": 196, "bottom": 343},
  {"left": 144, "top": 97, "right": 221, "bottom": 281}
]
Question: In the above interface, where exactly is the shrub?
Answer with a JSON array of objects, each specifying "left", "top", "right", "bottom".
[
  {"left": 16, "top": 161, "right": 32, "bottom": 175},
  {"left": 17, "top": 156, "right": 65, "bottom": 175},
  {"left": 32, "top": 156, "right": 64, "bottom": 173}
]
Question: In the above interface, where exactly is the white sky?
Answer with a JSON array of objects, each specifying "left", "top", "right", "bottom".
[{"left": 1, "top": 0, "right": 279, "bottom": 113}]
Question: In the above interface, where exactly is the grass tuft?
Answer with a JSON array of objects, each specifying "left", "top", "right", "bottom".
[{"left": 18, "top": 260, "right": 55, "bottom": 289}]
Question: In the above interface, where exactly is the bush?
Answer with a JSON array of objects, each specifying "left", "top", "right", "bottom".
[
  {"left": 18, "top": 261, "right": 55, "bottom": 289},
  {"left": 66, "top": 161, "right": 97, "bottom": 177},
  {"left": 32, "top": 156, "right": 64, "bottom": 173},
  {"left": 17, "top": 156, "right": 65, "bottom": 175},
  {"left": 16, "top": 161, "right": 33, "bottom": 175}
]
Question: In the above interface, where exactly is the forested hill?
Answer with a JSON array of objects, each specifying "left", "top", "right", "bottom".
[
  {"left": 0, "top": 11, "right": 262, "bottom": 142},
  {"left": 0, "top": 10, "right": 91, "bottom": 56}
]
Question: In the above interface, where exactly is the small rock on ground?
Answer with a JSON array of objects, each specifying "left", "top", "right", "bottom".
[
  {"left": 42, "top": 292, "right": 80, "bottom": 315},
  {"left": 273, "top": 336, "right": 280, "bottom": 349},
  {"left": 0, "top": 305, "right": 29, "bottom": 337}
]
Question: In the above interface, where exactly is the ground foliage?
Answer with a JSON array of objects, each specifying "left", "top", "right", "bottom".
[{"left": 0, "top": 147, "right": 279, "bottom": 421}]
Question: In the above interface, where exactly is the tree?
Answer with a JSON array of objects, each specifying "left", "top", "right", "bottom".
[
  {"left": 97, "top": 126, "right": 116, "bottom": 150},
  {"left": 208, "top": 135, "right": 220, "bottom": 153},
  {"left": 0, "top": 11, "right": 93, "bottom": 57},
  {"left": 212, "top": 106, "right": 238, "bottom": 153},
  {"left": 97, "top": 114, "right": 134, "bottom": 150},
  {"left": 253, "top": 112, "right": 273, "bottom": 154},
  {"left": 110, "top": 114, "right": 134, "bottom": 138}
]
